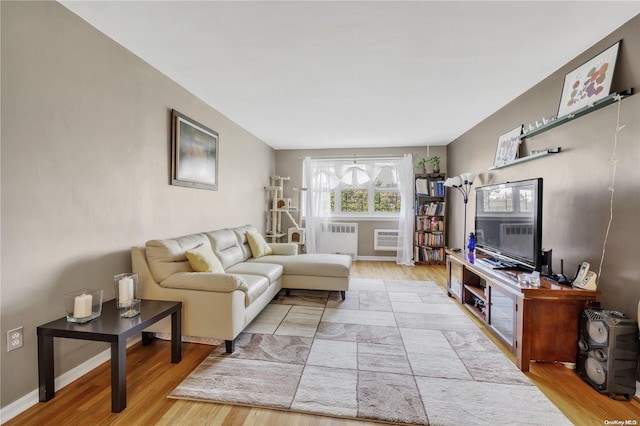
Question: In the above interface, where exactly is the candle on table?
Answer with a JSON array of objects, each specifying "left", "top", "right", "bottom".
[
  {"left": 73, "top": 293, "right": 92, "bottom": 318},
  {"left": 118, "top": 277, "right": 134, "bottom": 306}
]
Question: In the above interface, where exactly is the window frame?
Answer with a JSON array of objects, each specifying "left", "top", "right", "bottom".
[{"left": 302, "top": 159, "right": 401, "bottom": 219}]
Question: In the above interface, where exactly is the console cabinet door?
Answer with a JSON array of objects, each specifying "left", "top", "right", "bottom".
[
  {"left": 447, "top": 256, "right": 463, "bottom": 301},
  {"left": 488, "top": 284, "right": 516, "bottom": 351}
]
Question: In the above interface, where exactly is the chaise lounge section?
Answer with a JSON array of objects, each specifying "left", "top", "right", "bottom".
[{"left": 131, "top": 224, "right": 351, "bottom": 352}]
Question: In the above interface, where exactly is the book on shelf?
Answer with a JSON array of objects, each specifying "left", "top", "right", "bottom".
[
  {"left": 431, "top": 179, "right": 445, "bottom": 197},
  {"left": 413, "top": 246, "right": 445, "bottom": 262},
  {"left": 415, "top": 217, "right": 444, "bottom": 232},
  {"left": 416, "top": 201, "right": 446, "bottom": 216},
  {"left": 414, "top": 231, "right": 444, "bottom": 246},
  {"left": 415, "top": 178, "right": 445, "bottom": 197},
  {"left": 415, "top": 178, "right": 429, "bottom": 196}
]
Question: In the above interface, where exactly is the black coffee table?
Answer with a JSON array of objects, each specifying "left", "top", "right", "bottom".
[{"left": 37, "top": 299, "right": 182, "bottom": 413}]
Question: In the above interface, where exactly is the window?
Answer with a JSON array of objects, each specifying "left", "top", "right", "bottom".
[
  {"left": 339, "top": 189, "right": 368, "bottom": 213},
  {"left": 375, "top": 190, "right": 401, "bottom": 212},
  {"left": 303, "top": 158, "right": 401, "bottom": 217}
]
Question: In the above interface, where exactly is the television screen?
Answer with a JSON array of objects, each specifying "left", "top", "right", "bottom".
[{"left": 474, "top": 178, "right": 543, "bottom": 271}]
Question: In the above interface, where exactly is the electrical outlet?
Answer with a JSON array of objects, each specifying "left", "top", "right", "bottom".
[{"left": 7, "top": 327, "right": 24, "bottom": 352}]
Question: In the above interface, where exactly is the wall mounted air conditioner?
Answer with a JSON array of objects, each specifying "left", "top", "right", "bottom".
[{"left": 374, "top": 229, "right": 399, "bottom": 251}]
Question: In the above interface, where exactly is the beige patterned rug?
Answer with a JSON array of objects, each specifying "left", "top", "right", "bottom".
[{"left": 169, "top": 278, "right": 571, "bottom": 425}]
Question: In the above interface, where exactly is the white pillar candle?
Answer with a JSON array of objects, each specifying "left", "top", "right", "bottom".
[
  {"left": 118, "top": 277, "right": 134, "bottom": 306},
  {"left": 73, "top": 293, "right": 93, "bottom": 318}
]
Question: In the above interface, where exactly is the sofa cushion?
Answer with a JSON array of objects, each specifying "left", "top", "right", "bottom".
[
  {"left": 145, "top": 233, "right": 209, "bottom": 283},
  {"left": 249, "top": 253, "right": 351, "bottom": 278},
  {"left": 242, "top": 274, "right": 271, "bottom": 306},
  {"left": 269, "top": 243, "right": 299, "bottom": 256},
  {"left": 246, "top": 230, "right": 273, "bottom": 258},
  {"left": 186, "top": 243, "right": 225, "bottom": 273},
  {"left": 206, "top": 229, "right": 245, "bottom": 269},
  {"left": 160, "top": 271, "right": 269, "bottom": 307},
  {"left": 231, "top": 224, "right": 258, "bottom": 260},
  {"left": 226, "top": 262, "right": 283, "bottom": 284}
]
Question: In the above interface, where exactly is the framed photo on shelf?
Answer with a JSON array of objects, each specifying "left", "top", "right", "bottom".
[
  {"left": 493, "top": 125, "right": 522, "bottom": 167},
  {"left": 171, "top": 109, "right": 219, "bottom": 191},
  {"left": 557, "top": 41, "right": 620, "bottom": 118}
]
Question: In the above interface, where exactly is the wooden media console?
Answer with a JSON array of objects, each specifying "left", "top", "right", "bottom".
[{"left": 446, "top": 250, "right": 599, "bottom": 372}]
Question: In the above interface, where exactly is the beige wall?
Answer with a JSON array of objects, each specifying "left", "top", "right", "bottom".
[
  {"left": 4, "top": 0, "right": 638, "bottom": 413},
  {"left": 275, "top": 146, "right": 447, "bottom": 257},
  {"left": 1, "top": 2, "right": 274, "bottom": 407},
  {"left": 447, "top": 15, "right": 640, "bottom": 318}
]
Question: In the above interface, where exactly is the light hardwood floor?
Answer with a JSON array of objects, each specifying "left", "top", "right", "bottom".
[{"left": 6, "top": 261, "right": 640, "bottom": 425}]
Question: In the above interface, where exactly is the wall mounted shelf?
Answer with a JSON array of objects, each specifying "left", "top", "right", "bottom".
[
  {"left": 489, "top": 149, "right": 561, "bottom": 170},
  {"left": 522, "top": 90, "right": 632, "bottom": 140},
  {"left": 489, "top": 89, "right": 633, "bottom": 171}
]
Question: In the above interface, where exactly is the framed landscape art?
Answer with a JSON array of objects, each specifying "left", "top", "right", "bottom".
[
  {"left": 493, "top": 125, "right": 522, "bottom": 167},
  {"left": 557, "top": 41, "right": 620, "bottom": 118},
  {"left": 171, "top": 109, "right": 219, "bottom": 191}
]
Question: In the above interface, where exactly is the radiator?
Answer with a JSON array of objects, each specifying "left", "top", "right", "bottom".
[
  {"left": 317, "top": 222, "right": 358, "bottom": 259},
  {"left": 374, "top": 229, "right": 399, "bottom": 251}
]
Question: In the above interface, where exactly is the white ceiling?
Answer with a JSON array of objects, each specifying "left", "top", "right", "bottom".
[{"left": 59, "top": 1, "right": 640, "bottom": 150}]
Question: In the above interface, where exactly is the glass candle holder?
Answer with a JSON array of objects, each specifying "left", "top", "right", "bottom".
[
  {"left": 529, "top": 275, "right": 541, "bottom": 288},
  {"left": 113, "top": 273, "right": 140, "bottom": 317},
  {"left": 65, "top": 289, "right": 104, "bottom": 323},
  {"left": 517, "top": 274, "right": 529, "bottom": 288}
]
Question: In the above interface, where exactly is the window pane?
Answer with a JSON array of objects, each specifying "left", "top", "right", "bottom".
[
  {"left": 374, "top": 191, "right": 401, "bottom": 212},
  {"left": 341, "top": 189, "right": 368, "bottom": 212}
]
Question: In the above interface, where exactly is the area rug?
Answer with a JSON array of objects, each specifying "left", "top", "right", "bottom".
[{"left": 169, "top": 278, "right": 571, "bottom": 425}]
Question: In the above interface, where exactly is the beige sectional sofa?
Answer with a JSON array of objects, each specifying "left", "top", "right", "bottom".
[{"left": 131, "top": 224, "right": 351, "bottom": 352}]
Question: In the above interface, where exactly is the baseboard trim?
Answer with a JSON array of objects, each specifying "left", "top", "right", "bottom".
[
  {"left": 1, "top": 337, "right": 140, "bottom": 424},
  {"left": 356, "top": 256, "right": 396, "bottom": 262}
]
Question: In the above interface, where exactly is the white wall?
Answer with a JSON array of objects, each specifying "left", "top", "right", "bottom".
[{"left": 1, "top": 1, "right": 274, "bottom": 407}]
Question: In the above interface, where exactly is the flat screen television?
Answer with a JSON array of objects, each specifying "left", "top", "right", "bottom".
[{"left": 474, "top": 178, "right": 543, "bottom": 271}]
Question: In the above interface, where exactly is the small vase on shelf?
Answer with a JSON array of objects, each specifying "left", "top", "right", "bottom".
[
  {"left": 428, "top": 156, "right": 441, "bottom": 174},
  {"left": 415, "top": 158, "right": 427, "bottom": 175}
]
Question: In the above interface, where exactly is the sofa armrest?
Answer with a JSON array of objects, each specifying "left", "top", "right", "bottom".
[
  {"left": 269, "top": 243, "right": 298, "bottom": 256},
  {"left": 160, "top": 272, "right": 248, "bottom": 293}
]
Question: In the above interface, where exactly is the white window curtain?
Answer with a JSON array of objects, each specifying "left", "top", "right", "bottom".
[
  {"left": 303, "top": 154, "right": 412, "bottom": 261},
  {"left": 303, "top": 156, "right": 335, "bottom": 253},
  {"left": 395, "top": 154, "right": 415, "bottom": 266}
]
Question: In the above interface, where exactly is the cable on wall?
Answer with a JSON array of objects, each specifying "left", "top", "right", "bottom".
[{"left": 596, "top": 96, "right": 626, "bottom": 281}]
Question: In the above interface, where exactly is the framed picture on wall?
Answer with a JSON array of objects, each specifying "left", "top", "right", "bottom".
[
  {"left": 493, "top": 125, "right": 522, "bottom": 167},
  {"left": 557, "top": 41, "right": 620, "bottom": 118},
  {"left": 171, "top": 109, "right": 219, "bottom": 191}
]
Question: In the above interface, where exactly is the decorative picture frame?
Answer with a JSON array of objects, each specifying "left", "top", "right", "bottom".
[
  {"left": 493, "top": 125, "right": 523, "bottom": 167},
  {"left": 557, "top": 41, "right": 620, "bottom": 118},
  {"left": 171, "top": 109, "right": 219, "bottom": 191}
]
